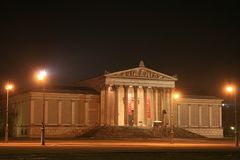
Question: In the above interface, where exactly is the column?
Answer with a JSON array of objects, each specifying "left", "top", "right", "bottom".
[
  {"left": 30, "top": 100, "right": 34, "bottom": 124},
  {"left": 100, "top": 86, "right": 105, "bottom": 126},
  {"left": 143, "top": 87, "right": 147, "bottom": 126},
  {"left": 177, "top": 104, "right": 181, "bottom": 127},
  {"left": 58, "top": 101, "right": 62, "bottom": 125},
  {"left": 152, "top": 88, "right": 157, "bottom": 121},
  {"left": 85, "top": 100, "right": 89, "bottom": 125},
  {"left": 133, "top": 86, "right": 138, "bottom": 126},
  {"left": 159, "top": 88, "right": 163, "bottom": 121},
  {"left": 209, "top": 105, "right": 212, "bottom": 127},
  {"left": 114, "top": 85, "right": 119, "bottom": 126},
  {"left": 199, "top": 105, "right": 202, "bottom": 127},
  {"left": 72, "top": 101, "right": 75, "bottom": 125},
  {"left": 123, "top": 85, "right": 129, "bottom": 126},
  {"left": 104, "top": 85, "right": 109, "bottom": 125},
  {"left": 109, "top": 86, "right": 114, "bottom": 126},
  {"left": 188, "top": 104, "right": 191, "bottom": 127},
  {"left": 219, "top": 105, "right": 222, "bottom": 128},
  {"left": 156, "top": 88, "right": 159, "bottom": 121}
]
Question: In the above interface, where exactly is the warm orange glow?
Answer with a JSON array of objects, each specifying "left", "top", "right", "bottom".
[
  {"left": 36, "top": 70, "right": 47, "bottom": 81},
  {"left": 226, "top": 86, "right": 234, "bottom": 93},
  {"left": 5, "top": 84, "right": 14, "bottom": 91},
  {"left": 173, "top": 93, "right": 180, "bottom": 99}
]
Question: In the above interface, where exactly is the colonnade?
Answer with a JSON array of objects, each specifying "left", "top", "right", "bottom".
[{"left": 100, "top": 85, "right": 174, "bottom": 127}]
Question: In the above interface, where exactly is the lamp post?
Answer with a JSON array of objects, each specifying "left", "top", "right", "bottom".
[
  {"left": 226, "top": 86, "right": 239, "bottom": 147},
  {"left": 5, "top": 83, "right": 14, "bottom": 143},
  {"left": 36, "top": 70, "right": 47, "bottom": 145},
  {"left": 170, "top": 90, "right": 180, "bottom": 144}
]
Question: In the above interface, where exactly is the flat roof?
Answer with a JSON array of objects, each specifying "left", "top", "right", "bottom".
[
  {"left": 181, "top": 95, "right": 222, "bottom": 100},
  {"left": 11, "top": 85, "right": 99, "bottom": 96}
]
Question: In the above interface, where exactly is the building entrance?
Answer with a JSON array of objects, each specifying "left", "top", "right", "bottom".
[{"left": 128, "top": 110, "right": 134, "bottom": 126}]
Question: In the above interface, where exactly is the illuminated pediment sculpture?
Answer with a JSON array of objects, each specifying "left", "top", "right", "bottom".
[{"left": 105, "top": 61, "right": 177, "bottom": 81}]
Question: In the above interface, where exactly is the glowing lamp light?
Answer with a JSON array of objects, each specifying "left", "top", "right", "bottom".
[
  {"left": 226, "top": 86, "right": 234, "bottom": 93},
  {"left": 5, "top": 84, "right": 14, "bottom": 91},
  {"left": 173, "top": 93, "right": 180, "bottom": 99},
  {"left": 37, "top": 70, "right": 47, "bottom": 81},
  {"left": 230, "top": 126, "right": 235, "bottom": 130}
]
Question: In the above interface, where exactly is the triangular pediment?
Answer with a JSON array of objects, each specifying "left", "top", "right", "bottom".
[{"left": 105, "top": 67, "right": 177, "bottom": 81}]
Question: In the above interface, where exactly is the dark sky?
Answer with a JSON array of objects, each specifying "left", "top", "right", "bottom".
[{"left": 0, "top": 1, "right": 239, "bottom": 97}]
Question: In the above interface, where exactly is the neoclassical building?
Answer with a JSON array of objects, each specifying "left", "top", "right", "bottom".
[
  {"left": 77, "top": 61, "right": 177, "bottom": 128},
  {"left": 7, "top": 61, "right": 223, "bottom": 138}
]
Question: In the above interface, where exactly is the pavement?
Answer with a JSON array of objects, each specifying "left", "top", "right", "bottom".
[
  {"left": 0, "top": 137, "right": 236, "bottom": 147},
  {"left": 0, "top": 138, "right": 240, "bottom": 160}
]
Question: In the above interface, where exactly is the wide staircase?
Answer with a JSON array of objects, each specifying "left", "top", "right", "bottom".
[{"left": 78, "top": 126, "right": 205, "bottom": 139}]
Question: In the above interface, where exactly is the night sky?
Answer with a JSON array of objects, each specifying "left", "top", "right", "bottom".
[{"left": 0, "top": 1, "right": 239, "bottom": 97}]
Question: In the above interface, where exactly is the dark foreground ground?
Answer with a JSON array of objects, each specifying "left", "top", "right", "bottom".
[{"left": 0, "top": 138, "right": 240, "bottom": 160}]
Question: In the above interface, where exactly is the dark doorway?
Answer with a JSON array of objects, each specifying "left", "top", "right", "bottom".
[{"left": 128, "top": 110, "right": 134, "bottom": 126}]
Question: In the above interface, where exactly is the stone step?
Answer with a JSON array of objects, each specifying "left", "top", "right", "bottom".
[{"left": 78, "top": 126, "right": 205, "bottom": 138}]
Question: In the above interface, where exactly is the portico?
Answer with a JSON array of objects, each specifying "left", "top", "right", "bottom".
[
  {"left": 84, "top": 61, "right": 177, "bottom": 127},
  {"left": 103, "top": 86, "right": 172, "bottom": 127}
]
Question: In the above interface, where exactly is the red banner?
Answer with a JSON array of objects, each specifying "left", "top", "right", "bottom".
[{"left": 128, "top": 96, "right": 132, "bottom": 115}]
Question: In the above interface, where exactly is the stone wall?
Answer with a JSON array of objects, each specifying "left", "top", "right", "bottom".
[
  {"left": 29, "top": 126, "right": 90, "bottom": 138},
  {"left": 10, "top": 91, "right": 100, "bottom": 137},
  {"left": 185, "top": 128, "right": 223, "bottom": 138},
  {"left": 174, "top": 96, "right": 223, "bottom": 138}
]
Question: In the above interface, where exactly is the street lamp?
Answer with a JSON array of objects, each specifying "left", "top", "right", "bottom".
[
  {"left": 170, "top": 90, "right": 180, "bottom": 144},
  {"left": 225, "top": 85, "right": 239, "bottom": 147},
  {"left": 36, "top": 70, "right": 47, "bottom": 145},
  {"left": 4, "top": 83, "right": 14, "bottom": 142}
]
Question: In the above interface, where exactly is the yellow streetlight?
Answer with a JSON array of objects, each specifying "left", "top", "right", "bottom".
[
  {"left": 5, "top": 83, "right": 14, "bottom": 143},
  {"left": 5, "top": 84, "right": 13, "bottom": 90},
  {"left": 36, "top": 70, "right": 47, "bottom": 81},
  {"left": 226, "top": 86, "right": 234, "bottom": 93},
  {"left": 225, "top": 85, "right": 239, "bottom": 147},
  {"left": 36, "top": 69, "right": 47, "bottom": 145},
  {"left": 170, "top": 91, "right": 181, "bottom": 144},
  {"left": 173, "top": 93, "right": 180, "bottom": 99}
]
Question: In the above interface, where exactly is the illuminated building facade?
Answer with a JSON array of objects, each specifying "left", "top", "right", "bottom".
[{"left": 8, "top": 61, "right": 223, "bottom": 138}]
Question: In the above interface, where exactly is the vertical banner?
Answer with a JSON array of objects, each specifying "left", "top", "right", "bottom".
[
  {"left": 128, "top": 95, "right": 132, "bottom": 115},
  {"left": 147, "top": 96, "right": 151, "bottom": 118}
]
